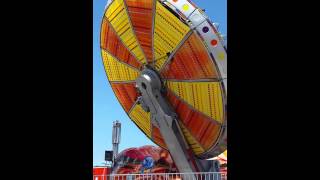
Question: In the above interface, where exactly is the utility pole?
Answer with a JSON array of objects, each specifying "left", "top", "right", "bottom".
[{"left": 112, "top": 120, "right": 121, "bottom": 165}]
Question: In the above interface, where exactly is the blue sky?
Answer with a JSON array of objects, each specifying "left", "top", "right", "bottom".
[{"left": 93, "top": 0, "right": 227, "bottom": 166}]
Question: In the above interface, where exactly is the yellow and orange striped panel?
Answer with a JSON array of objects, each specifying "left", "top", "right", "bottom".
[
  {"left": 101, "top": 18, "right": 142, "bottom": 69},
  {"left": 161, "top": 33, "right": 219, "bottom": 80},
  {"left": 166, "top": 90, "right": 222, "bottom": 152},
  {"left": 111, "top": 83, "right": 138, "bottom": 113},
  {"left": 166, "top": 80, "right": 225, "bottom": 124},
  {"left": 105, "top": 0, "right": 147, "bottom": 64},
  {"left": 125, "top": 0, "right": 154, "bottom": 62},
  {"left": 101, "top": 50, "right": 140, "bottom": 82},
  {"left": 179, "top": 122, "right": 205, "bottom": 155},
  {"left": 129, "top": 104, "right": 152, "bottom": 138},
  {"left": 153, "top": 1, "right": 190, "bottom": 70}
]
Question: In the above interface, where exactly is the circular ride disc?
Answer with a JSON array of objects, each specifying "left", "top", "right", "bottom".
[{"left": 101, "top": 0, "right": 227, "bottom": 159}]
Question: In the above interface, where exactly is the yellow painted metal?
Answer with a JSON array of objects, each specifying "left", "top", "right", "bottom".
[
  {"left": 105, "top": 0, "right": 147, "bottom": 64},
  {"left": 166, "top": 81, "right": 224, "bottom": 124},
  {"left": 179, "top": 122, "right": 205, "bottom": 155},
  {"left": 129, "top": 104, "right": 152, "bottom": 138},
  {"left": 101, "top": 50, "right": 140, "bottom": 81},
  {"left": 154, "top": 1, "right": 190, "bottom": 70},
  {"left": 153, "top": 55, "right": 168, "bottom": 70}
]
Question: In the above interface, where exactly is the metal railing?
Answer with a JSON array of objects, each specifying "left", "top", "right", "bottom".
[{"left": 93, "top": 172, "right": 227, "bottom": 180}]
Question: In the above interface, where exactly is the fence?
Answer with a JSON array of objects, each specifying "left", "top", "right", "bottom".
[{"left": 93, "top": 172, "right": 227, "bottom": 180}]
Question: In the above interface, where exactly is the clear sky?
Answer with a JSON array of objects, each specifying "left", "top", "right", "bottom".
[{"left": 93, "top": 0, "right": 227, "bottom": 166}]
